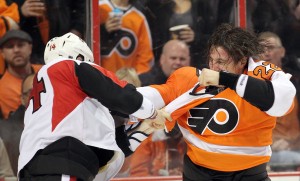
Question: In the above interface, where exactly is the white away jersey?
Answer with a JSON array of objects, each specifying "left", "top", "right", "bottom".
[{"left": 18, "top": 58, "right": 155, "bottom": 180}]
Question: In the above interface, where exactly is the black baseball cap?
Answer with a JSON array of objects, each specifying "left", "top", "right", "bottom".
[{"left": 0, "top": 30, "right": 32, "bottom": 47}]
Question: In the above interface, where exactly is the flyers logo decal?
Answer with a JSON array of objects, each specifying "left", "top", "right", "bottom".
[
  {"left": 188, "top": 98, "right": 239, "bottom": 135},
  {"left": 102, "top": 28, "right": 137, "bottom": 58}
]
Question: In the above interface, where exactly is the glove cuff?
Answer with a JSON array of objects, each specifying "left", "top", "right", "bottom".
[{"left": 219, "top": 71, "right": 240, "bottom": 90}]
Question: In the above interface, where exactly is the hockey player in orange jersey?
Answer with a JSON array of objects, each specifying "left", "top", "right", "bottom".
[{"left": 137, "top": 23, "right": 296, "bottom": 181}]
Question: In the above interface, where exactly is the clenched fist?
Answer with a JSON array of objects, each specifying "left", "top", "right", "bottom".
[
  {"left": 136, "top": 109, "right": 172, "bottom": 134},
  {"left": 198, "top": 68, "right": 220, "bottom": 86}
]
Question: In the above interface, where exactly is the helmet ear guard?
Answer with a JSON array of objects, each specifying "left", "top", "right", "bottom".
[{"left": 44, "top": 33, "right": 94, "bottom": 64}]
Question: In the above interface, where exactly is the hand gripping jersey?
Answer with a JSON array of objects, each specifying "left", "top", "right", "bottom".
[
  {"left": 138, "top": 58, "right": 296, "bottom": 172},
  {"left": 18, "top": 58, "right": 156, "bottom": 180},
  {"left": 99, "top": 0, "right": 154, "bottom": 74}
]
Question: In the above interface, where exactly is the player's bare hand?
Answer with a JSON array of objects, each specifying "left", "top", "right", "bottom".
[
  {"left": 150, "top": 109, "right": 172, "bottom": 121},
  {"left": 126, "top": 109, "right": 172, "bottom": 137},
  {"left": 145, "top": 109, "right": 172, "bottom": 132},
  {"left": 198, "top": 68, "right": 220, "bottom": 86}
]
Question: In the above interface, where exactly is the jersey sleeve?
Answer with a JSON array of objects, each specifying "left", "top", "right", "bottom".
[
  {"left": 137, "top": 67, "right": 199, "bottom": 109},
  {"left": 265, "top": 71, "right": 296, "bottom": 116},
  {"left": 75, "top": 61, "right": 155, "bottom": 119},
  {"left": 231, "top": 67, "right": 296, "bottom": 117},
  {"left": 219, "top": 59, "right": 296, "bottom": 117}
]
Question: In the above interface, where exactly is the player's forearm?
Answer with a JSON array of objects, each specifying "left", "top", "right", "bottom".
[
  {"left": 219, "top": 71, "right": 296, "bottom": 116},
  {"left": 75, "top": 62, "right": 154, "bottom": 117}
]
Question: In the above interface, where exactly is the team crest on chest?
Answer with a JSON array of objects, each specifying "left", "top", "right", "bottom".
[{"left": 187, "top": 98, "right": 239, "bottom": 135}]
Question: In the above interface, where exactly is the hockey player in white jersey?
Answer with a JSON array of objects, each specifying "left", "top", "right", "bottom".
[{"left": 18, "top": 33, "right": 168, "bottom": 181}]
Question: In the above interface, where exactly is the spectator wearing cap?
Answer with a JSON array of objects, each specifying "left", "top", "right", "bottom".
[{"left": 0, "top": 29, "right": 42, "bottom": 119}]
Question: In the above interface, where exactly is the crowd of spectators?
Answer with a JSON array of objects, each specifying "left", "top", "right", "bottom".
[{"left": 0, "top": 0, "right": 300, "bottom": 179}]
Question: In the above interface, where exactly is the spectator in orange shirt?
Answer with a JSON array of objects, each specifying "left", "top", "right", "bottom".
[
  {"left": 0, "top": 30, "right": 42, "bottom": 119},
  {"left": 99, "top": 0, "right": 154, "bottom": 74}
]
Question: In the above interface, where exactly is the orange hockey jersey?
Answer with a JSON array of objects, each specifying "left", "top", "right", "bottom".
[
  {"left": 99, "top": 0, "right": 154, "bottom": 74},
  {"left": 138, "top": 58, "right": 296, "bottom": 172}
]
